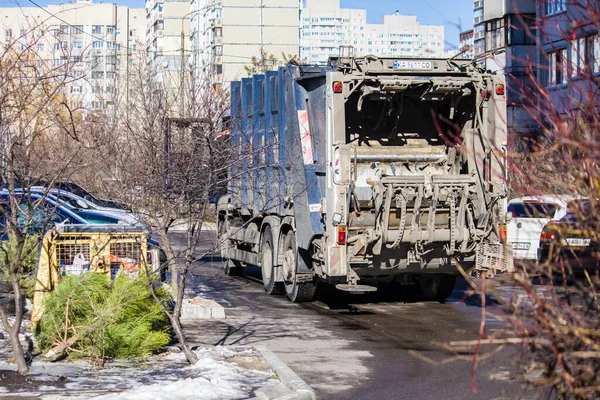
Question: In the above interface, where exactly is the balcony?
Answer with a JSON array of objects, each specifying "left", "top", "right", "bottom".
[{"left": 473, "top": 0, "right": 482, "bottom": 9}]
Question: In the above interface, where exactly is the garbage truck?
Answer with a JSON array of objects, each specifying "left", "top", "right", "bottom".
[{"left": 217, "top": 54, "right": 511, "bottom": 302}]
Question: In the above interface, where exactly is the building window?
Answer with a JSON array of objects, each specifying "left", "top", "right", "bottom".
[
  {"left": 71, "top": 86, "right": 81, "bottom": 93},
  {"left": 92, "top": 25, "right": 102, "bottom": 34},
  {"left": 507, "top": 14, "right": 536, "bottom": 46},
  {"left": 19, "top": 29, "right": 26, "bottom": 36},
  {"left": 107, "top": 26, "right": 115, "bottom": 35},
  {"left": 548, "top": 49, "right": 567, "bottom": 86},
  {"left": 545, "top": 0, "right": 567, "bottom": 16},
  {"left": 570, "top": 37, "right": 588, "bottom": 77},
  {"left": 60, "top": 25, "right": 68, "bottom": 34},
  {"left": 61, "top": 41, "right": 68, "bottom": 49},
  {"left": 5, "top": 29, "right": 11, "bottom": 38},
  {"left": 93, "top": 41, "right": 104, "bottom": 49},
  {"left": 486, "top": 18, "right": 505, "bottom": 52},
  {"left": 37, "top": 43, "right": 44, "bottom": 51},
  {"left": 71, "top": 25, "right": 83, "bottom": 34},
  {"left": 92, "top": 71, "right": 104, "bottom": 79},
  {"left": 107, "top": 41, "right": 116, "bottom": 49},
  {"left": 592, "top": 34, "right": 600, "bottom": 73},
  {"left": 74, "top": 41, "right": 82, "bottom": 49},
  {"left": 54, "top": 43, "right": 60, "bottom": 50}
]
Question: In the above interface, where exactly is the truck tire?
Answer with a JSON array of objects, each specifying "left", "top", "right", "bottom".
[
  {"left": 223, "top": 259, "right": 244, "bottom": 276},
  {"left": 417, "top": 274, "right": 456, "bottom": 302},
  {"left": 261, "top": 227, "right": 283, "bottom": 295},
  {"left": 282, "top": 231, "right": 316, "bottom": 303},
  {"left": 219, "top": 218, "right": 244, "bottom": 276}
]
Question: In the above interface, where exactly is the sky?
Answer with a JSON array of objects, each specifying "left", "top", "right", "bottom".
[
  {"left": 340, "top": 0, "right": 473, "bottom": 49},
  {"left": 3, "top": 0, "right": 473, "bottom": 49}
]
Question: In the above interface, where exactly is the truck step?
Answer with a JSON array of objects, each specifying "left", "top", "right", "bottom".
[{"left": 335, "top": 284, "right": 378, "bottom": 294}]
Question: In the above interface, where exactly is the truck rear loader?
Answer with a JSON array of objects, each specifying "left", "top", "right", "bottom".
[{"left": 217, "top": 55, "right": 511, "bottom": 302}]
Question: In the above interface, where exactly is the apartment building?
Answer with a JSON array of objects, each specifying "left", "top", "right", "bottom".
[
  {"left": 0, "top": 0, "right": 145, "bottom": 113},
  {"left": 145, "top": 0, "right": 191, "bottom": 85},
  {"left": 190, "top": 0, "right": 301, "bottom": 86},
  {"left": 539, "top": 0, "right": 600, "bottom": 119},
  {"left": 473, "top": 0, "right": 484, "bottom": 56},
  {"left": 459, "top": 29, "right": 474, "bottom": 58},
  {"left": 301, "top": 0, "right": 444, "bottom": 65},
  {"left": 473, "top": 0, "right": 538, "bottom": 134}
]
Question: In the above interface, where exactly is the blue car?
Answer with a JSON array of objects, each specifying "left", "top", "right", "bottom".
[{"left": 0, "top": 190, "right": 121, "bottom": 236}]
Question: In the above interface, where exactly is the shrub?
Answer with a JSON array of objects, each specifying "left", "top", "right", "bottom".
[
  {"left": 34, "top": 273, "right": 171, "bottom": 364},
  {"left": 0, "top": 235, "right": 40, "bottom": 300}
]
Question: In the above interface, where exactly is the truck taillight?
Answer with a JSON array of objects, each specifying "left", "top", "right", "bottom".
[
  {"left": 333, "top": 81, "right": 343, "bottom": 94},
  {"left": 337, "top": 226, "right": 347, "bottom": 245},
  {"left": 496, "top": 84, "right": 505, "bottom": 96},
  {"left": 540, "top": 229, "right": 556, "bottom": 241},
  {"left": 499, "top": 223, "right": 507, "bottom": 243}
]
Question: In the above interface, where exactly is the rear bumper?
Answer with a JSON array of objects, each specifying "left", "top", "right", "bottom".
[{"left": 538, "top": 245, "right": 600, "bottom": 272}]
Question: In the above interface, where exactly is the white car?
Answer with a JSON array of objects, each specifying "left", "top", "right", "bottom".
[{"left": 507, "top": 195, "right": 584, "bottom": 261}]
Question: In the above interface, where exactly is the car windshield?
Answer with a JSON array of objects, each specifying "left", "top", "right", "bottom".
[
  {"left": 508, "top": 202, "right": 558, "bottom": 219},
  {"left": 54, "top": 193, "right": 89, "bottom": 210},
  {"left": 77, "top": 211, "right": 119, "bottom": 224}
]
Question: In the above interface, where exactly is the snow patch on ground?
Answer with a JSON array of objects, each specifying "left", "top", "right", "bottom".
[
  {"left": 0, "top": 346, "right": 278, "bottom": 399},
  {"left": 97, "top": 357, "right": 258, "bottom": 400}
]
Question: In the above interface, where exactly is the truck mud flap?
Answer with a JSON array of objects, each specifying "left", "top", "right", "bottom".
[
  {"left": 475, "top": 243, "right": 513, "bottom": 275},
  {"left": 224, "top": 248, "right": 259, "bottom": 266}
]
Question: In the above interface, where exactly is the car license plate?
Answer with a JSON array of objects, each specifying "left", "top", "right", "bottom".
[
  {"left": 561, "top": 238, "right": 591, "bottom": 246},
  {"left": 393, "top": 60, "right": 433, "bottom": 70},
  {"left": 511, "top": 242, "right": 531, "bottom": 250}
]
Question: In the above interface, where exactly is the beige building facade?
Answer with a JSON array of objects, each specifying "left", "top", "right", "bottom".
[
  {"left": 146, "top": 0, "right": 191, "bottom": 86},
  {"left": 191, "top": 0, "right": 301, "bottom": 86},
  {"left": 0, "top": 0, "right": 145, "bottom": 113},
  {"left": 301, "top": 0, "right": 444, "bottom": 65}
]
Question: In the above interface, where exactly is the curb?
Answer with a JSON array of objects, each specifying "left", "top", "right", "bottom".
[
  {"left": 180, "top": 297, "right": 226, "bottom": 319},
  {"left": 255, "top": 347, "right": 316, "bottom": 400}
]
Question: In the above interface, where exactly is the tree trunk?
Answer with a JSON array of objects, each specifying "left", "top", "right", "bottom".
[
  {"left": 0, "top": 239, "right": 29, "bottom": 374},
  {"left": 9, "top": 326, "right": 28, "bottom": 374},
  {"left": 169, "top": 313, "right": 197, "bottom": 364},
  {"left": 159, "top": 227, "right": 179, "bottom": 297}
]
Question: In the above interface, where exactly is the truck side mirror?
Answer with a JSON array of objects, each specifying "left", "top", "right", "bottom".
[{"left": 505, "top": 211, "right": 513, "bottom": 222}]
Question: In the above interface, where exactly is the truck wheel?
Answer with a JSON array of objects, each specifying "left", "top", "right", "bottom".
[
  {"left": 282, "top": 232, "right": 316, "bottom": 302},
  {"left": 219, "top": 218, "right": 244, "bottom": 276},
  {"left": 417, "top": 274, "right": 456, "bottom": 302},
  {"left": 223, "top": 259, "right": 244, "bottom": 276},
  {"left": 261, "top": 227, "right": 283, "bottom": 295}
]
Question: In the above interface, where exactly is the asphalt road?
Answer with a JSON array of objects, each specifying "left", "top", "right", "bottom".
[{"left": 180, "top": 232, "right": 545, "bottom": 400}]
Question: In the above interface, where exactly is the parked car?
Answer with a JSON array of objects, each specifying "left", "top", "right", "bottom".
[
  {"left": 0, "top": 190, "right": 122, "bottom": 237},
  {"left": 507, "top": 195, "right": 583, "bottom": 261},
  {"left": 15, "top": 180, "right": 130, "bottom": 210},
  {"left": 538, "top": 200, "right": 600, "bottom": 272},
  {"left": 28, "top": 187, "right": 143, "bottom": 226}
]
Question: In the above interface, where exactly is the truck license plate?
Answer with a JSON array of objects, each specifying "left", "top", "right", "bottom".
[
  {"left": 561, "top": 238, "right": 591, "bottom": 246},
  {"left": 511, "top": 242, "right": 531, "bottom": 250},
  {"left": 393, "top": 60, "right": 433, "bottom": 70}
]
